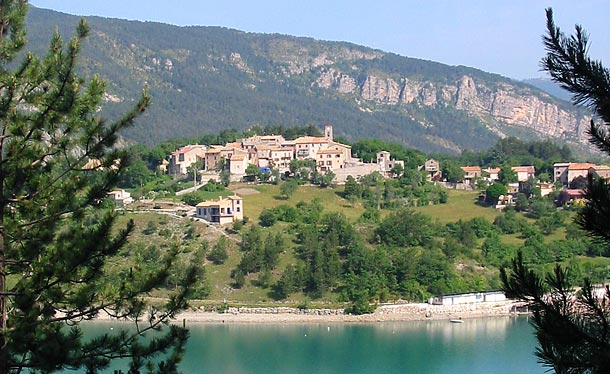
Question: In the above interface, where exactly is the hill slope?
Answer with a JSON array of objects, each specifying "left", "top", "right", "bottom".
[{"left": 25, "top": 7, "right": 590, "bottom": 153}]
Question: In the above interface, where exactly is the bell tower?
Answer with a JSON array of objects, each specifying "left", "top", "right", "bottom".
[{"left": 324, "top": 124, "right": 333, "bottom": 142}]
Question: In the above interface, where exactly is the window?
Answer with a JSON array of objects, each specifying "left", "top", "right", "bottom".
[
  {"left": 326, "top": 161, "right": 331, "bottom": 165},
  {"left": 179, "top": 154, "right": 185, "bottom": 162},
  {"left": 236, "top": 200, "right": 240, "bottom": 205},
  {"left": 237, "top": 207, "right": 241, "bottom": 212}
]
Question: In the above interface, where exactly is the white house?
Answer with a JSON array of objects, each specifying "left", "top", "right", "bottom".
[
  {"left": 195, "top": 194, "right": 244, "bottom": 224},
  {"left": 108, "top": 189, "right": 134, "bottom": 206},
  {"left": 428, "top": 291, "right": 506, "bottom": 305}
]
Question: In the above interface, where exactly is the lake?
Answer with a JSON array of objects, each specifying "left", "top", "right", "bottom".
[{"left": 79, "top": 316, "right": 545, "bottom": 373}]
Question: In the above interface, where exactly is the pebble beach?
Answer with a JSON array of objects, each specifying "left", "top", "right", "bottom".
[{"left": 172, "top": 300, "right": 525, "bottom": 324}]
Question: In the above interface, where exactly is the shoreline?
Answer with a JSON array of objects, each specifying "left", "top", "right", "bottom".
[{"left": 164, "top": 300, "right": 526, "bottom": 324}]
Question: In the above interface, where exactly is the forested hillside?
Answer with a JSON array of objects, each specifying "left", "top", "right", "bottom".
[{"left": 25, "top": 7, "right": 590, "bottom": 154}]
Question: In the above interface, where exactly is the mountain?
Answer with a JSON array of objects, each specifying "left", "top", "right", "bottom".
[
  {"left": 24, "top": 7, "right": 592, "bottom": 154},
  {"left": 522, "top": 78, "right": 573, "bottom": 102}
]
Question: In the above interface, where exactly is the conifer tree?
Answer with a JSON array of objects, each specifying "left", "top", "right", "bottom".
[
  {"left": 502, "top": 9, "right": 610, "bottom": 374},
  {"left": 0, "top": 2, "right": 197, "bottom": 372}
]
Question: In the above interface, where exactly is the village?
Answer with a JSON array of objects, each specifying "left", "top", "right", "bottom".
[{"left": 108, "top": 124, "right": 610, "bottom": 226}]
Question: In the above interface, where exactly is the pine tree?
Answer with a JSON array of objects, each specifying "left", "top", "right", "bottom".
[
  {"left": 501, "top": 8, "right": 610, "bottom": 374},
  {"left": 0, "top": 2, "right": 197, "bottom": 372}
]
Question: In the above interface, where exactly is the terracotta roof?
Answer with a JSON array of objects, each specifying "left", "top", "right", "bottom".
[
  {"left": 330, "top": 141, "right": 351, "bottom": 149},
  {"left": 196, "top": 195, "right": 241, "bottom": 206},
  {"left": 484, "top": 167, "right": 501, "bottom": 174},
  {"left": 568, "top": 163, "right": 597, "bottom": 170},
  {"left": 294, "top": 136, "right": 329, "bottom": 144},
  {"left": 511, "top": 166, "right": 535, "bottom": 173},
  {"left": 171, "top": 145, "right": 206, "bottom": 156},
  {"left": 592, "top": 165, "right": 610, "bottom": 171},
  {"left": 225, "top": 142, "right": 242, "bottom": 149},
  {"left": 461, "top": 166, "right": 481, "bottom": 172}
]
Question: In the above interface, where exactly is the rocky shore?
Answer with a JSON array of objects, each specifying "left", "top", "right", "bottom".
[{"left": 172, "top": 300, "right": 525, "bottom": 324}]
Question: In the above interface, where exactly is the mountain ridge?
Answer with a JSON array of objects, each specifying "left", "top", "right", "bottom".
[{"left": 25, "top": 6, "right": 590, "bottom": 154}]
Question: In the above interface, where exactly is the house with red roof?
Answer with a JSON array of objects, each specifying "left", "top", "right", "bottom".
[
  {"left": 460, "top": 166, "right": 482, "bottom": 185},
  {"left": 169, "top": 145, "right": 207, "bottom": 176}
]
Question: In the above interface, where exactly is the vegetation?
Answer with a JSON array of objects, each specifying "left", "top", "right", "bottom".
[
  {"left": 0, "top": 3, "right": 196, "bottom": 373},
  {"left": 502, "top": 9, "right": 610, "bottom": 374}
]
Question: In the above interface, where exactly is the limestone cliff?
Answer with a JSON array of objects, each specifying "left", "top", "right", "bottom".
[{"left": 311, "top": 64, "right": 588, "bottom": 144}]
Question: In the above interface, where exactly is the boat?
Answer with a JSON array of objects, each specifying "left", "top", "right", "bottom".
[{"left": 449, "top": 319, "right": 464, "bottom": 324}]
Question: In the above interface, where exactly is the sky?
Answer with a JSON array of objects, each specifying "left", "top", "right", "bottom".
[{"left": 29, "top": 0, "right": 610, "bottom": 80}]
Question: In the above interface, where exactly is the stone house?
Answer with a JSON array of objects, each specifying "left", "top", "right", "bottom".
[
  {"left": 590, "top": 165, "right": 610, "bottom": 179},
  {"left": 554, "top": 162, "right": 601, "bottom": 186},
  {"left": 553, "top": 162, "right": 571, "bottom": 185},
  {"left": 377, "top": 151, "right": 404, "bottom": 177},
  {"left": 511, "top": 166, "right": 536, "bottom": 183},
  {"left": 270, "top": 146, "right": 295, "bottom": 172},
  {"left": 538, "top": 182, "right": 555, "bottom": 197},
  {"left": 229, "top": 152, "right": 249, "bottom": 176},
  {"left": 294, "top": 136, "right": 331, "bottom": 160},
  {"left": 482, "top": 167, "right": 500, "bottom": 184},
  {"left": 460, "top": 166, "right": 482, "bottom": 185},
  {"left": 567, "top": 163, "right": 597, "bottom": 184},
  {"left": 421, "top": 159, "right": 441, "bottom": 180},
  {"left": 168, "top": 145, "right": 207, "bottom": 176},
  {"left": 317, "top": 147, "right": 345, "bottom": 172}
]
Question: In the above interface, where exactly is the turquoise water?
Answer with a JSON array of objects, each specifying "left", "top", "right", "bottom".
[{"left": 80, "top": 316, "right": 544, "bottom": 373}]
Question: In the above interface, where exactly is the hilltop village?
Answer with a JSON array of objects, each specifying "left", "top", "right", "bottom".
[
  {"left": 165, "top": 125, "right": 404, "bottom": 185},
  {"left": 112, "top": 124, "right": 610, "bottom": 225}
]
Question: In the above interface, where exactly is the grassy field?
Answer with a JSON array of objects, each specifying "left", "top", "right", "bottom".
[
  {"left": 232, "top": 183, "right": 365, "bottom": 223},
  {"left": 414, "top": 189, "right": 500, "bottom": 224}
]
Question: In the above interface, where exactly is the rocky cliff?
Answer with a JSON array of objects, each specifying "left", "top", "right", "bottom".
[{"left": 311, "top": 59, "right": 589, "bottom": 144}]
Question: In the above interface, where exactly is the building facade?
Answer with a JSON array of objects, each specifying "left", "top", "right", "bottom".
[
  {"left": 169, "top": 145, "right": 207, "bottom": 176},
  {"left": 195, "top": 195, "right": 244, "bottom": 224}
]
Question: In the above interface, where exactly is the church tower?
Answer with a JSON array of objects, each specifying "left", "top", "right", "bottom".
[{"left": 324, "top": 124, "right": 333, "bottom": 142}]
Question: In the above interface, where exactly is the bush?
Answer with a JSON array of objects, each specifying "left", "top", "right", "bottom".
[
  {"left": 232, "top": 220, "right": 244, "bottom": 232},
  {"left": 207, "top": 237, "right": 229, "bottom": 264},
  {"left": 259, "top": 209, "right": 277, "bottom": 227},
  {"left": 273, "top": 205, "right": 299, "bottom": 222}
]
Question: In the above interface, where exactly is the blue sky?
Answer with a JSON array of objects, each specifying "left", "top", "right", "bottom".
[{"left": 29, "top": 0, "right": 609, "bottom": 80}]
